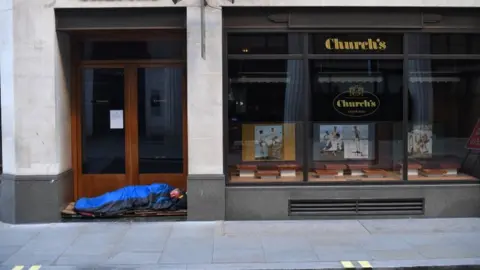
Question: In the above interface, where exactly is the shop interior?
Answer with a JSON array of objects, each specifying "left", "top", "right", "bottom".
[{"left": 226, "top": 33, "right": 480, "bottom": 183}]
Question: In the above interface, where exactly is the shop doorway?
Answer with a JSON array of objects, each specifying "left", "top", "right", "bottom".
[
  {"left": 69, "top": 30, "right": 187, "bottom": 199},
  {"left": 74, "top": 64, "right": 186, "bottom": 198}
]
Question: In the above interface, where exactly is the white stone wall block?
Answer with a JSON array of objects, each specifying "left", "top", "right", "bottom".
[
  {"left": 54, "top": 0, "right": 199, "bottom": 8},
  {"left": 1, "top": 0, "right": 70, "bottom": 175},
  {"left": 187, "top": 6, "right": 224, "bottom": 175}
]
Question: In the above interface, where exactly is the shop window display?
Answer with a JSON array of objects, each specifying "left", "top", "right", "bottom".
[
  {"left": 309, "top": 59, "right": 403, "bottom": 182},
  {"left": 225, "top": 31, "right": 480, "bottom": 184},
  {"left": 227, "top": 59, "right": 305, "bottom": 183},
  {"left": 406, "top": 59, "right": 480, "bottom": 181}
]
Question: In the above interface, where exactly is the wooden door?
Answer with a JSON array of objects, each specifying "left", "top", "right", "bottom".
[
  {"left": 130, "top": 64, "right": 187, "bottom": 190},
  {"left": 74, "top": 64, "right": 186, "bottom": 198}
]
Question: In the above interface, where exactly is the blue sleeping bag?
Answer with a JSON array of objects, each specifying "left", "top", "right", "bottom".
[{"left": 74, "top": 183, "right": 177, "bottom": 216}]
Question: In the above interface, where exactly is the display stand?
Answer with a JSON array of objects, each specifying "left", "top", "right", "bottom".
[
  {"left": 324, "top": 163, "right": 346, "bottom": 176},
  {"left": 439, "top": 162, "right": 460, "bottom": 175},
  {"left": 314, "top": 169, "right": 339, "bottom": 179},
  {"left": 277, "top": 164, "right": 298, "bottom": 177},
  {"left": 256, "top": 170, "right": 279, "bottom": 180},
  {"left": 347, "top": 163, "right": 369, "bottom": 176},
  {"left": 420, "top": 169, "right": 447, "bottom": 177},
  {"left": 398, "top": 162, "right": 422, "bottom": 176},
  {"left": 363, "top": 169, "right": 388, "bottom": 178},
  {"left": 237, "top": 164, "right": 257, "bottom": 178}
]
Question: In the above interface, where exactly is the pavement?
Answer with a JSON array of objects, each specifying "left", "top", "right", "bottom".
[{"left": 1, "top": 218, "right": 480, "bottom": 270}]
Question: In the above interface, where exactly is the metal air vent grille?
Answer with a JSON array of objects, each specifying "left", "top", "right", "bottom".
[{"left": 289, "top": 198, "right": 424, "bottom": 216}]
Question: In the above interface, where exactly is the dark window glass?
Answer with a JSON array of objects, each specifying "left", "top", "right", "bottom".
[
  {"left": 227, "top": 33, "right": 302, "bottom": 54},
  {"left": 309, "top": 59, "right": 404, "bottom": 182},
  {"left": 407, "top": 59, "right": 480, "bottom": 181},
  {"left": 82, "top": 39, "right": 185, "bottom": 60},
  {"left": 82, "top": 68, "right": 126, "bottom": 174},
  {"left": 408, "top": 34, "right": 480, "bottom": 54},
  {"left": 137, "top": 67, "right": 184, "bottom": 174},
  {"left": 310, "top": 33, "right": 403, "bottom": 54},
  {"left": 227, "top": 59, "right": 305, "bottom": 183}
]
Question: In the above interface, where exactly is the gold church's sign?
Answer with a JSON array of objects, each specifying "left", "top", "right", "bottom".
[
  {"left": 325, "top": 38, "right": 387, "bottom": 51},
  {"left": 333, "top": 85, "right": 380, "bottom": 117}
]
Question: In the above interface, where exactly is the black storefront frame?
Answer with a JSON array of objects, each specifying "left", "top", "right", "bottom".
[{"left": 223, "top": 28, "right": 480, "bottom": 186}]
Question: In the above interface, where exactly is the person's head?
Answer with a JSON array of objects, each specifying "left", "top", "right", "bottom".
[
  {"left": 170, "top": 188, "right": 182, "bottom": 199},
  {"left": 169, "top": 188, "right": 187, "bottom": 210}
]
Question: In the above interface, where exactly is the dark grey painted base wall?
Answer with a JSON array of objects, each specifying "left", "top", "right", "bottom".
[
  {"left": 2, "top": 172, "right": 478, "bottom": 222},
  {"left": 226, "top": 184, "right": 480, "bottom": 220},
  {"left": 187, "top": 174, "right": 226, "bottom": 221},
  {"left": 0, "top": 170, "right": 73, "bottom": 224}
]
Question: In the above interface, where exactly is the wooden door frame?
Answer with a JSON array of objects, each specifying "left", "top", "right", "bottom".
[{"left": 71, "top": 57, "right": 187, "bottom": 199}]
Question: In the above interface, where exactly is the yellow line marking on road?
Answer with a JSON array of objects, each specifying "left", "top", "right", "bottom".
[
  {"left": 359, "top": 260, "right": 372, "bottom": 268},
  {"left": 29, "top": 266, "right": 42, "bottom": 270},
  {"left": 341, "top": 261, "right": 355, "bottom": 268},
  {"left": 12, "top": 266, "right": 24, "bottom": 270}
]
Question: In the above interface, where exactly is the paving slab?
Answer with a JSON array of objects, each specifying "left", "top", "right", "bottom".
[
  {"left": 213, "top": 247, "right": 265, "bottom": 263},
  {"left": 222, "top": 220, "right": 369, "bottom": 236},
  {"left": 0, "top": 247, "right": 21, "bottom": 263},
  {"left": 0, "top": 219, "right": 480, "bottom": 269},
  {"left": 54, "top": 254, "right": 110, "bottom": 266},
  {"left": 360, "top": 218, "right": 480, "bottom": 234},
  {"left": 105, "top": 252, "right": 162, "bottom": 265}
]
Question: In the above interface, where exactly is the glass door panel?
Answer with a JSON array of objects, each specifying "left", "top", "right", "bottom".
[
  {"left": 137, "top": 67, "right": 184, "bottom": 174},
  {"left": 81, "top": 68, "right": 126, "bottom": 174}
]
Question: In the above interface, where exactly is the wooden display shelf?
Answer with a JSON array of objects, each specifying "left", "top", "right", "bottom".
[
  {"left": 324, "top": 163, "right": 347, "bottom": 170},
  {"left": 237, "top": 164, "right": 258, "bottom": 178},
  {"left": 438, "top": 163, "right": 461, "bottom": 175},
  {"left": 255, "top": 170, "right": 280, "bottom": 180},
  {"left": 230, "top": 172, "right": 303, "bottom": 183},
  {"left": 420, "top": 169, "right": 448, "bottom": 177},
  {"left": 323, "top": 163, "right": 347, "bottom": 176},
  {"left": 230, "top": 173, "right": 478, "bottom": 183},
  {"left": 308, "top": 172, "right": 402, "bottom": 182},
  {"left": 408, "top": 174, "right": 478, "bottom": 181},
  {"left": 363, "top": 169, "right": 389, "bottom": 178},
  {"left": 313, "top": 169, "right": 341, "bottom": 179}
]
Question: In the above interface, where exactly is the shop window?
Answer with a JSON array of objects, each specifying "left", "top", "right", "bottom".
[
  {"left": 309, "top": 59, "right": 403, "bottom": 182},
  {"left": 310, "top": 33, "right": 403, "bottom": 55},
  {"left": 407, "top": 34, "right": 480, "bottom": 54},
  {"left": 81, "top": 39, "right": 185, "bottom": 60},
  {"left": 406, "top": 59, "right": 480, "bottom": 181},
  {"left": 227, "top": 59, "right": 305, "bottom": 183},
  {"left": 227, "top": 33, "right": 302, "bottom": 54}
]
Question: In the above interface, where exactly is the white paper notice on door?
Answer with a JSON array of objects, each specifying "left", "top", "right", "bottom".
[{"left": 110, "top": 110, "right": 124, "bottom": 129}]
